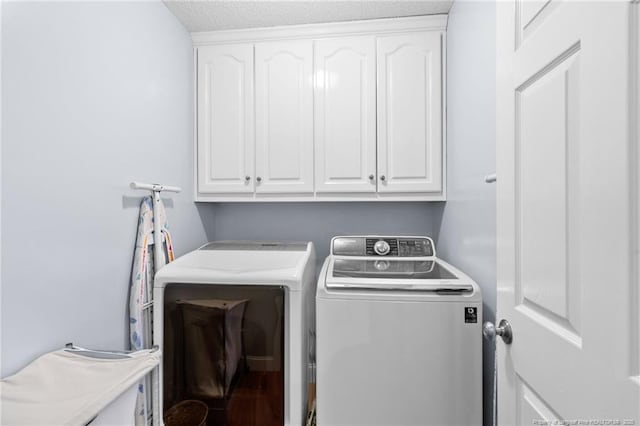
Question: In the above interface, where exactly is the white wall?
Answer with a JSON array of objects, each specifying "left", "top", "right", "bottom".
[
  {"left": 438, "top": 2, "right": 496, "bottom": 425},
  {"left": 1, "top": 1, "right": 209, "bottom": 376}
]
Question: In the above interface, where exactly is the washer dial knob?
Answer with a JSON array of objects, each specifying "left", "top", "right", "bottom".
[
  {"left": 374, "top": 260, "right": 390, "bottom": 271},
  {"left": 373, "top": 240, "right": 391, "bottom": 256}
]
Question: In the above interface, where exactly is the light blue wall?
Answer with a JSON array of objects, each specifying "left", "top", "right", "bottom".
[
  {"left": 206, "top": 202, "right": 443, "bottom": 271},
  {"left": 1, "top": 1, "right": 210, "bottom": 376},
  {"left": 438, "top": 2, "right": 497, "bottom": 425},
  {"left": 2, "top": 5, "right": 498, "bottom": 422}
]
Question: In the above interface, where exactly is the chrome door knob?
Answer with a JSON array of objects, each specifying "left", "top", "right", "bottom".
[
  {"left": 256, "top": 176, "right": 262, "bottom": 182},
  {"left": 245, "top": 176, "right": 251, "bottom": 182},
  {"left": 369, "top": 174, "right": 375, "bottom": 180},
  {"left": 483, "top": 319, "right": 513, "bottom": 344},
  {"left": 380, "top": 175, "right": 386, "bottom": 181}
]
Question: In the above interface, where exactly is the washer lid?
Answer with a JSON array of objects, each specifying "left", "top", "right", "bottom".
[
  {"left": 326, "top": 258, "right": 474, "bottom": 292},
  {"left": 332, "top": 258, "right": 456, "bottom": 280}
]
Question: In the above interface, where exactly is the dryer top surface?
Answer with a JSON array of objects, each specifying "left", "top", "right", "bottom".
[{"left": 154, "top": 240, "right": 315, "bottom": 290}]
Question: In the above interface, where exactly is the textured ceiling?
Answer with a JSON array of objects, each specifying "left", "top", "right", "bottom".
[{"left": 163, "top": 0, "right": 453, "bottom": 32}]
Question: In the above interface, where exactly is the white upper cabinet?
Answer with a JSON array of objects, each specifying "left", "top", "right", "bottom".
[
  {"left": 377, "top": 32, "right": 443, "bottom": 193},
  {"left": 255, "top": 40, "right": 314, "bottom": 193},
  {"left": 314, "top": 36, "right": 377, "bottom": 193},
  {"left": 194, "top": 16, "right": 446, "bottom": 201},
  {"left": 197, "top": 44, "right": 254, "bottom": 194}
]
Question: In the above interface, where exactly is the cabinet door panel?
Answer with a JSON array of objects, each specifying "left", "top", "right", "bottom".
[
  {"left": 255, "top": 40, "right": 314, "bottom": 193},
  {"left": 197, "top": 44, "right": 254, "bottom": 194},
  {"left": 314, "top": 36, "right": 377, "bottom": 193},
  {"left": 377, "top": 32, "right": 443, "bottom": 193}
]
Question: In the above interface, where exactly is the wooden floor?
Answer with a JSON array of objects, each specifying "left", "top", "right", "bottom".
[{"left": 204, "top": 371, "right": 284, "bottom": 426}]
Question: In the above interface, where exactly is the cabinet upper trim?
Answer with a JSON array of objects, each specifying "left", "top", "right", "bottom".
[{"left": 192, "top": 15, "right": 448, "bottom": 46}]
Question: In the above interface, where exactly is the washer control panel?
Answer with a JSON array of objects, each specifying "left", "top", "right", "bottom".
[
  {"left": 397, "top": 239, "right": 433, "bottom": 257},
  {"left": 367, "top": 238, "right": 397, "bottom": 256},
  {"left": 332, "top": 236, "right": 435, "bottom": 257}
]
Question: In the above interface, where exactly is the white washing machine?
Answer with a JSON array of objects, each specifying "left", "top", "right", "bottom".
[
  {"left": 316, "top": 236, "right": 482, "bottom": 426},
  {"left": 152, "top": 241, "right": 316, "bottom": 426}
]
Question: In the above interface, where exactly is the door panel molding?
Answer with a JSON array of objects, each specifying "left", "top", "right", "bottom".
[
  {"left": 514, "top": 44, "right": 582, "bottom": 344},
  {"left": 515, "top": 0, "right": 561, "bottom": 49},
  {"left": 630, "top": 0, "right": 640, "bottom": 380},
  {"left": 514, "top": 41, "right": 580, "bottom": 92},
  {"left": 515, "top": 303, "right": 581, "bottom": 349},
  {"left": 516, "top": 375, "right": 562, "bottom": 425}
]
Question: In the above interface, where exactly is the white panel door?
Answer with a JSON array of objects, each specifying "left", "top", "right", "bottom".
[
  {"left": 197, "top": 44, "right": 254, "bottom": 194},
  {"left": 496, "top": 1, "right": 640, "bottom": 425},
  {"left": 314, "top": 36, "right": 377, "bottom": 193},
  {"left": 377, "top": 32, "right": 443, "bottom": 193},
  {"left": 255, "top": 40, "right": 314, "bottom": 194}
]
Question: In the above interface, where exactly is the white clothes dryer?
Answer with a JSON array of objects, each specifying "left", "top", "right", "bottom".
[
  {"left": 152, "top": 241, "right": 316, "bottom": 426},
  {"left": 316, "top": 236, "right": 482, "bottom": 426}
]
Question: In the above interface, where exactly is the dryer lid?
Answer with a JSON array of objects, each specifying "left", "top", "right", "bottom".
[{"left": 201, "top": 241, "right": 308, "bottom": 251}]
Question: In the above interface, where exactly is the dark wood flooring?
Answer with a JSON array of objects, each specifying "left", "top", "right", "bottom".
[{"left": 197, "top": 371, "right": 284, "bottom": 426}]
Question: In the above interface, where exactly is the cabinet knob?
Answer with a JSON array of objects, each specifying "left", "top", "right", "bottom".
[
  {"left": 245, "top": 176, "right": 251, "bottom": 182},
  {"left": 369, "top": 174, "right": 375, "bottom": 180},
  {"left": 380, "top": 175, "right": 386, "bottom": 181},
  {"left": 256, "top": 176, "right": 262, "bottom": 182}
]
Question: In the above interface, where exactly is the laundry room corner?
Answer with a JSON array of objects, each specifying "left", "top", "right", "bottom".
[
  {"left": 2, "top": 0, "right": 639, "bottom": 424},
  {"left": 436, "top": 2, "right": 497, "bottom": 426}
]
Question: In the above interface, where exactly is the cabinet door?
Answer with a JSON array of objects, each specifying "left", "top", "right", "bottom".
[
  {"left": 197, "top": 44, "right": 254, "bottom": 194},
  {"left": 377, "top": 32, "right": 443, "bottom": 193},
  {"left": 314, "top": 36, "right": 377, "bottom": 193},
  {"left": 255, "top": 40, "right": 314, "bottom": 194}
]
